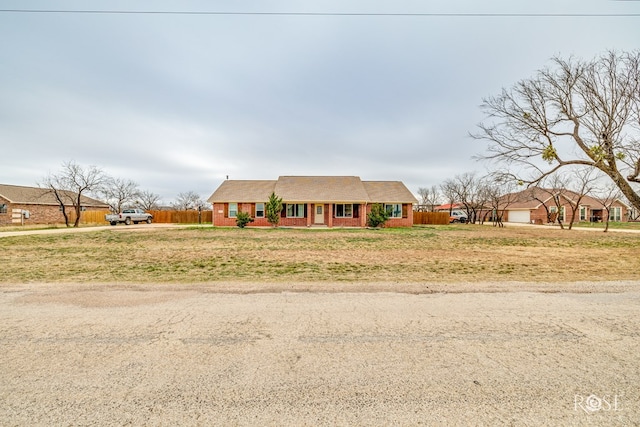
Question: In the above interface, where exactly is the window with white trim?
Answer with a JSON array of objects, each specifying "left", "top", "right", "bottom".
[
  {"left": 609, "top": 206, "right": 622, "bottom": 222},
  {"left": 385, "top": 204, "right": 402, "bottom": 218},
  {"left": 255, "top": 203, "right": 265, "bottom": 218},
  {"left": 228, "top": 203, "right": 238, "bottom": 218},
  {"left": 0, "top": 204, "right": 7, "bottom": 214},
  {"left": 286, "top": 204, "right": 305, "bottom": 218},
  {"left": 579, "top": 206, "right": 587, "bottom": 221},
  {"left": 334, "top": 203, "right": 353, "bottom": 218},
  {"left": 550, "top": 206, "right": 565, "bottom": 222}
]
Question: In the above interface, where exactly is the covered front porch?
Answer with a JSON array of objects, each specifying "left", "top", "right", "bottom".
[{"left": 280, "top": 202, "right": 368, "bottom": 228}]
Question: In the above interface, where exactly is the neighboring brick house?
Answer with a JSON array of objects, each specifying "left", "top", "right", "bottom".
[
  {"left": 433, "top": 203, "right": 465, "bottom": 213},
  {"left": 208, "top": 176, "right": 418, "bottom": 228},
  {"left": 500, "top": 187, "right": 630, "bottom": 224},
  {"left": 0, "top": 184, "right": 109, "bottom": 226}
]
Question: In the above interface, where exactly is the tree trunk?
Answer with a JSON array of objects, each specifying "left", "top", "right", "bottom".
[
  {"left": 51, "top": 189, "right": 70, "bottom": 227},
  {"left": 73, "top": 194, "right": 82, "bottom": 227},
  {"left": 568, "top": 202, "right": 578, "bottom": 230},
  {"left": 61, "top": 205, "right": 70, "bottom": 227},
  {"left": 606, "top": 170, "right": 640, "bottom": 213},
  {"left": 73, "top": 206, "right": 81, "bottom": 227}
]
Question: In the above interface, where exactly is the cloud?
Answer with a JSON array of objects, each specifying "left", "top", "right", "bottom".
[{"left": 1, "top": 0, "right": 638, "bottom": 202}]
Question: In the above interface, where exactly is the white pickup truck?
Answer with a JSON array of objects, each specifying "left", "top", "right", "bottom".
[{"left": 105, "top": 209, "right": 153, "bottom": 226}]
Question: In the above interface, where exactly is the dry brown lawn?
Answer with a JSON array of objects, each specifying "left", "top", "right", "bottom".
[
  {"left": 2, "top": 225, "right": 640, "bottom": 425},
  {"left": 2, "top": 224, "right": 639, "bottom": 284}
]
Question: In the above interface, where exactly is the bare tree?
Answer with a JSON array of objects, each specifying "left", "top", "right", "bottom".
[
  {"left": 444, "top": 172, "right": 489, "bottom": 224},
  {"left": 528, "top": 187, "right": 555, "bottom": 224},
  {"left": 101, "top": 178, "right": 140, "bottom": 213},
  {"left": 485, "top": 177, "right": 519, "bottom": 227},
  {"left": 40, "top": 161, "right": 107, "bottom": 227},
  {"left": 475, "top": 179, "right": 493, "bottom": 224},
  {"left": 542, "top": 174, "right": 569, "bottom": 230},
  {"left": 136, "top": 190, "right": 162, "bottom": 211},
  {"left": 457, "top": 172, "right": 480, "bottom": 224},
  {"left": 473, "top": 50, "right": 640, "bottom": 212},
  {"left": 440, "top": 180, "right": 458, "bottom": 215},
  {"left": 593, "top": 183, "right": 623, "bottom": 232},
  {"left": 416, "top": 186, "right": 440, "bottom": 211},
  {"left": 172, "top": 191, "right": 206, "bottom": 211},
  {"left": 564, "top": 168, "right": 598, "bottom": 229}
]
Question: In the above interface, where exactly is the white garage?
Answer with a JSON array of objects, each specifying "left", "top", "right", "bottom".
[{"left": 507, "top": 210, "right": 531, "bottom": 223}]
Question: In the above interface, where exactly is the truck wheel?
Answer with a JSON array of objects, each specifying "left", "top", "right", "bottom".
[
  {"left": 110, "top": 221, "right": 117, "bottom": 226},
  {"left": 124, "top": 217, "right": 132, "bottom": 225},
  {"left": 146, "top": 218, "right": 152, "bottom": 224}
]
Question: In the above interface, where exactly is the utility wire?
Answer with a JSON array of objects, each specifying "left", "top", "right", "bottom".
[{"left": 0, "top": 9, "right": 639, "bottom": 17}]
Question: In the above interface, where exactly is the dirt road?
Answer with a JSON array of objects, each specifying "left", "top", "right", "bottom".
[{"left": 1, "top": 282, "right": 639, "bottom": 426}]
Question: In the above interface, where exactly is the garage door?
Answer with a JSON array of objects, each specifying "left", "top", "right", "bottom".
[{"left": 508, "top": 210, "right": 531, "bottom": 223}]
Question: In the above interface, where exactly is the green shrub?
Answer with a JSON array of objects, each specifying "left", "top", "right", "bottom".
[
  {"left": 367, "top": 203, "right": 390, "bottom": 228},
  {"left": 236, "top": 211, "right": 254, "bottom": 228},
  {"left": 266, "top": 192, "right": 283, "bottom": 227}
]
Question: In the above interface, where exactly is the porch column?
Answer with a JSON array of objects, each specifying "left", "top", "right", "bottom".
[
  {"left": 328, "top": 203, "right": 333, "bottom": 228},
  {"left": 307, "top": 203, "right": 312, "bottom": 227},
  {"left": 361, "top": 203, "right": 367, "bottom": 227}
]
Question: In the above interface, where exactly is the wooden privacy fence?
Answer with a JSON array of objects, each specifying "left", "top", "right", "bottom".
[
  {"left": 83, "top": 210, "right": 444, "bottom": 225},
  {"left": 413, "top": 211, "right": 450, "bottom": 225},
  {"left": 79, "top": 210, "right": 212, "bottom": 224},
  {"left": 76, "top": 211, "right": 110, "bottom": 224},
  {"left": 147, "top": 210, "right": 212, "bottom": 224}
]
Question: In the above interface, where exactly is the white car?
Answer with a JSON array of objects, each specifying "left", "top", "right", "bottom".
[{"left": 449, "top": 210, "right": 468, "bottom": 223}]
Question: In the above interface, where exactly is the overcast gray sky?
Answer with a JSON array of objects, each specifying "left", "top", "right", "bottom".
[{"left": 1, "top": 0, "right": 638, "bottom": 204}]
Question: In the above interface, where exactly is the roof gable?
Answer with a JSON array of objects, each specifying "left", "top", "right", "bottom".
[
  {"left": 502, "top": 188, "right": 552, "bottom": 209},
  {"left": 275, "top": 176, "right": 370, "bottom": 203},
  {"left": 362, "top": 181, "right": 418, "bottom": 204},
  {"left": 207, "top": 180, "right": 276, "bottom": 203},
  {"left": 0, "top": 184, "right": 108, "bottom": 207}
]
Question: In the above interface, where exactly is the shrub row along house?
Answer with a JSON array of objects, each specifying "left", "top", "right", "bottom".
[
  {"left": 207, "top": 176, "right": 417, "bottom": 228},
  {"left": 0, "top": 184, "right": 109, "bottom": 226}
]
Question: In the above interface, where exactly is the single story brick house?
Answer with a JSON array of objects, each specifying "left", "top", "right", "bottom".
[
  {"left": 0, "top": 183, "right": 109, "bottom": 226},
  {"left": 207, "top": 176, "right": 418, "bottom": 227},
  {"left": 500, "top": 187, "right": 630, "bottom": 224}
]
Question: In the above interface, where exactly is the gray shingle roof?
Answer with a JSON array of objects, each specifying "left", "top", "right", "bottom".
[
  {"left": 207, "top": 180, "right": 277, "bottom": 203},
  {"left": 275, "top": 176, "right": 371, "bottom": 203},
  {"left": 362, "top": 181, "right": 418, "bottom": 204},
  {"left": 0, "top": 184, "right": 108, "bottom": 207},
  {"left": 208, "top": 176, "right": 418, "bottom": 204}
]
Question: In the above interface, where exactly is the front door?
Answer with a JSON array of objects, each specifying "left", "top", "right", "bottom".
[{"left": 314, "top": 204, "right": 324, "bottom": 224}]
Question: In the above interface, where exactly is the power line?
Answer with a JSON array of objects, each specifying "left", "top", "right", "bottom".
[{"left": 0, "top": 9, "right": 639, "bottom": 17}]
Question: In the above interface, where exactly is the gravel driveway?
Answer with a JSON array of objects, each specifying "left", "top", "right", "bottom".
[{"left": 1, "top": 282, "right": 638, "bottom": 426}]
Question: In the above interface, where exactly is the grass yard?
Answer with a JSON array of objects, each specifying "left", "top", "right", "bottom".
[{"left": 2, "top": 225, "right": 639, "bottom": 284}]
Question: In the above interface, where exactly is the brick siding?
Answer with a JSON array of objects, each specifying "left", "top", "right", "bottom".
[
  {"left": 507, "top": 201, "right": 629, "bottom": 224},
  {"left": 212, "top": 202, "right": 414, "bottom": 228},
  {"left": 0, "top": 199, "right": 105, "bottom": 226}
]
